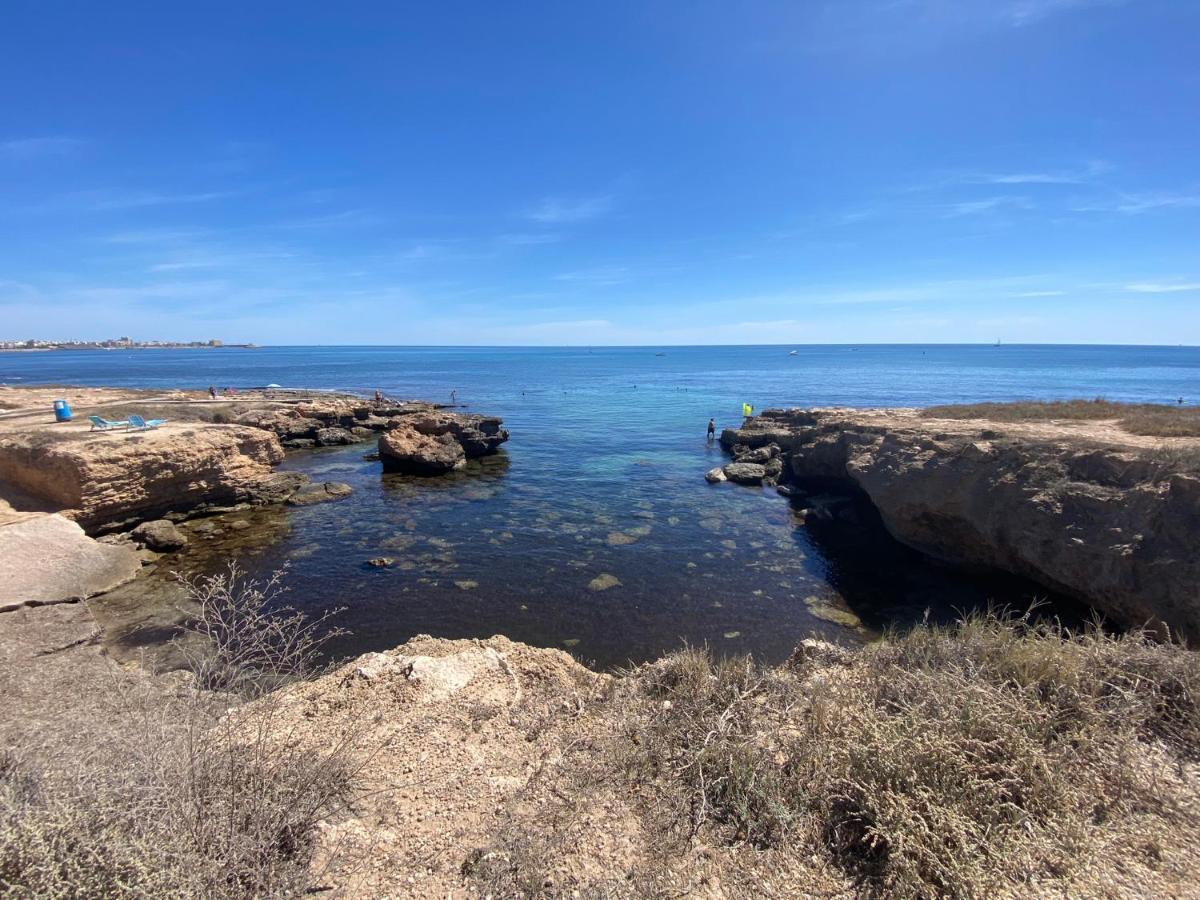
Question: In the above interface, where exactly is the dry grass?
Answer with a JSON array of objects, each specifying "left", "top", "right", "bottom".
[
  {"left": 476, "top": 615, "right": 1200, "bottom": 898},
  {"left": 921, "top": 398, "right": 1200, "bottom": 437},
  {"left": 0, "top": 567, "right": 365, "bottom": 899}
]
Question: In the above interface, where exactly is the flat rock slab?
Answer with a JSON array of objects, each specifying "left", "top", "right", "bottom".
[
  {"left": 286, "top": 481, "right": 353, "bottom": 506},
  {"left": 0, "top": 513, "right": 141, "bottom": 611}
]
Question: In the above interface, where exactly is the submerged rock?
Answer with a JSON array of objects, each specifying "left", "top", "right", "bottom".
[
  {"left": 606, "top": 531, "right": 639, "bottom": 546},
  {"left": 287, "top": 482, "right": 353, "bottom": 506},
  {"left": 587, "top": 573, "right": 622, "bottom": 592},
  {"left": 254, "top": 471, "right": 310, "bottom": 504}
]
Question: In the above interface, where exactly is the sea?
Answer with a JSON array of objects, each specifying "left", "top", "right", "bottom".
[{"left": 4, "top": 344, "right": 1199, "bottom": 669}]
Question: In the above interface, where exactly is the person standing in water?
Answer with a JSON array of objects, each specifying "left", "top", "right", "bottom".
[
  {"left": 450, "top": 389, "right": 457, "bottom": 404},
  {"left": 707, "top": 418, "right": 716, "bottom": 441}
]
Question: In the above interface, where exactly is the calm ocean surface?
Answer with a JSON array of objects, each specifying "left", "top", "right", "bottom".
[{"left": 5, "top": 344, "right": 1199, "bottom": 667}]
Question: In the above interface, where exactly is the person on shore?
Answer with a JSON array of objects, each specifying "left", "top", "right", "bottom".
[
  {"left": 707, "top": 418, "right": 716, "bottom": 441},
  {"left": 374, "top": 389, "right": 383, "bottom": 405},
  {"left": 208, "top": 385, "right": 216, "bottom": 400}
]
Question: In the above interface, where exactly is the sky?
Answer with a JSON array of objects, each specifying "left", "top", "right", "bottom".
[{"left": 1, "top": 0, "right": 1198, "bottom": 346}]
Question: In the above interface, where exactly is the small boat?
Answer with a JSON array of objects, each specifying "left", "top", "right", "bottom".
[{"left": 788, "top": 350, "right": 798, "bottom": 356}]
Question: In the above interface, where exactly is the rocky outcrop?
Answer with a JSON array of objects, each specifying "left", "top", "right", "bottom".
[
  {"left": 0, "top": 425, "right": 297, "bottom": 533},
  {"left": 254, "top": 635, "right": 602, "bottom": 898},
  {"left": 131, "top": 519, "right": 187, "bottom": 552},
  {"left": 0, "top": 514, "right": 141, "bottom": 611},
  {"left": 378, "top": 426, "right": 466, "bottom": 475},
  {"left": 719, "top": 407, "right": 1200, "bottom": 639},
  {"left": 377, "top": 413, "right": 509, "bottom": 475},
  {"left": 723, "top": 461, "right": 767, "bottom": 485},
  {"left": 234, "top": 399, "right": 439, "bottom": 449},
  {"left": 0, "top": 388, "right": 508, "bottom": 535},
  {"left": 710, "top": 440, "right": 783, "bottom": 486},
  {"left": 403, "top": 412, "right": 509, "bottom": 458}
]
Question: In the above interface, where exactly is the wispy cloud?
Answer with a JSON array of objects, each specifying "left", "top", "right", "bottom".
[
  {"left": 1005, "top": 0, "right": 1127, "bottom": 27},
  {"left": 0, "top": 136, "right": 88, "bottom": 159},
  {"left": 916, "top": 160, "right": 1109, "bottom": 191},
  {"left": 147, "top": 250, "right": 297, "bottom": 273},
  {"left": 804, "top": 0, "right": 1129, "bottom": 57},
  {"left": 552, "top": 265, "right": 630, "bottom": 286},
  {"left": 496, "top": 232, "right": 562, "bottom": 246},
  {"left": 103, "top": 228, "right": 211, "bottom": 245},
  {"left": 943, "top": 196, "right": 1033, "bottom": 217},
  {"left": 276, "top": 208, "right": 384, "bottom": 230},
  {"left": 35, "top": 188, "right": 237, "bottom": 213},
  {"left": 1074, "top": 191, "right": 1200, "bottom": 214},
  {"left": 524, "top": 194, "right": 613, "bottom": 224},
  {"left": 1012, "top": 290, "right": 1066, "bottom": 297},
  {"left": 1125, "top": 282, "right": 1200, "bottom": 294},
  {"left": 91, "top": 190, "right": 237, "bottom": 211}
]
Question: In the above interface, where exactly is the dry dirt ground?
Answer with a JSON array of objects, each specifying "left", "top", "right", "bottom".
[{"left": 263, "top": 632, "right": 1200, "bottom": 899}]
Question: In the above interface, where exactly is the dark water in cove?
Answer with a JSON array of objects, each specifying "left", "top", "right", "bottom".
[{"left": 5, "top": 344, "right": 1199, "bottom": 668}]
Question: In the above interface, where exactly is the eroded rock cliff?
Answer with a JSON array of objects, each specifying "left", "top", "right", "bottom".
[
  {"left": 0, "top": 425, "right": 293, "bottom": 532},
  {"left": 719, "top": 407, "right": 1200, "bottom": 639}
]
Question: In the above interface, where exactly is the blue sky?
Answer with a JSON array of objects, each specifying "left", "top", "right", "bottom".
[{"left": 2, "top": 0, "right": 1198, "bottom": 345}]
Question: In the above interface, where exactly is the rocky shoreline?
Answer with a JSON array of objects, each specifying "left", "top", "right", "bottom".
[
  {"left": 713, "top": 406, "right": 1200, "bottom": 640},
  {"left": 0, "top": 386, "right": 509, "bottom": 614},
  {"left": 3, "top": 394, "right": 1199, "bottom": 897}
]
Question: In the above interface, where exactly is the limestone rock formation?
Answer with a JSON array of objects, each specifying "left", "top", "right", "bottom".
[
  {"left": 722, "top": 407, "right": 1200, "bottom": 639},
  {"left": 723, "top": 462, "right": 766, "bottom": 485},
  {"left": 403, "top": 412, "right": 510, "bottom": 458},
  {"left": 0, "top": 514, "right": 140, "bottom": 611},
  {"left": 0, "top": 426, "right": 289, "bottom": 533},
  {"left": 378, "top": 426, "right": 466, "bottom": 475},
  {"left": 314, "top": 427, "right": 357, "bottom": 447},
  {"left": 131, "top": 519, "right": 187, "bottom": 552},
  {"left": 234, "top": 398, "right": 440, "bottom": 449},
  {"left": 375, "top": 412, "right": 508, "bottom": 475}
]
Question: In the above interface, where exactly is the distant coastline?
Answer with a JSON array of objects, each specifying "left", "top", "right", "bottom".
[{"left": 0, "top": 339, "right": 258, "bottom": 352}]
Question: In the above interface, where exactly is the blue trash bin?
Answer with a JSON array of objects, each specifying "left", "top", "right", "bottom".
[{"left": 53, "top": 399, "right": 72, "bottom": 422}]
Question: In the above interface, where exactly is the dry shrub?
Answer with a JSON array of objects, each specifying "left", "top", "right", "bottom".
[
  {"left": 0, "top": 567, "right": 363, "bottom": 899},
  {"left": 609, "top": 616, "right": 1200, "bottom": 898},
  {"left": 175, "top": 563, "right": 346, "bottom": 696},
  {"left": 921, "top": 398, "right": 1200, "bottom": 438}
]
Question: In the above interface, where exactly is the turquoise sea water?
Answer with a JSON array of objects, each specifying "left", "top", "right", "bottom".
[{"left": 4, "top": 344, "right": 1199, "bottom": 667}]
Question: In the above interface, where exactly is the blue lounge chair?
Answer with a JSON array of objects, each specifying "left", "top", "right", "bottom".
[
  {"left": 88, "top": 415, "right": 130, "bottom": 431},
  {"left": 127, "top": 414, "right": 168, "bottom": 430}
]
